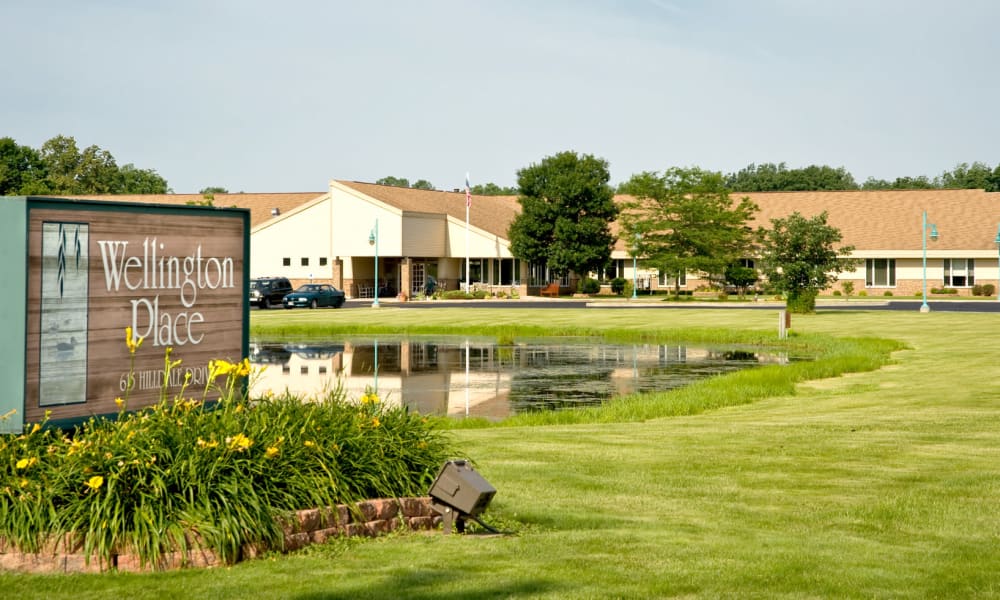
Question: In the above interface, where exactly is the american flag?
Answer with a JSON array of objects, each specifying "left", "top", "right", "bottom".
[{"left": 465, "top": 173, "right": 471, "bottom": 207}]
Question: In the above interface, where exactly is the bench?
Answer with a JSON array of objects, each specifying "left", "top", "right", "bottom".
[{"left": 540, "top": 282, "right": 560, "bottom": 297}]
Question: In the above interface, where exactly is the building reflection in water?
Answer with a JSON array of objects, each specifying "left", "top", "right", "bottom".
[{"left": 249, "top": 339, "right": 791, "bottom": 421}]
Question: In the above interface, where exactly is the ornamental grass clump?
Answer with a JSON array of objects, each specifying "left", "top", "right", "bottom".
[{"left": 0, "top": 330, "right": 454, "bottom": 568}]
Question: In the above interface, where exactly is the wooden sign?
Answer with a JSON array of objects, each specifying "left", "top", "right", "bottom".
[{"left": 4, "top": 197, "right": 249, "bottom": 431}]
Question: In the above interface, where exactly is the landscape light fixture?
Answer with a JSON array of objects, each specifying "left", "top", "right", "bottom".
[
  {"left": 428, "top": 460, "right": 497, "bottom": 534},
  {"left": 920, "top": 211, "right": 938, "bottom": 313}
]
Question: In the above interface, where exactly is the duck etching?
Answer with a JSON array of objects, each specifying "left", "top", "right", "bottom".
[{"left": 55, "top": 336, "right": 77, "bottom": 352}]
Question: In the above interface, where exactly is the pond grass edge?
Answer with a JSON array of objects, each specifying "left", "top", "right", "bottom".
[{"left": 251, "top": 318, "right": 907, "bottom": 430}]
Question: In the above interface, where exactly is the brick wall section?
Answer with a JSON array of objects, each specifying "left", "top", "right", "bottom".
[{"left": 0, "top": 497, "right": 440, "bottom": 574}]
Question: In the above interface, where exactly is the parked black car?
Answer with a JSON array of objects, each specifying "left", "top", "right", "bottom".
[
  {"left": 282, "top": 283, "right": 346, "bottom": 309},
  {"left": 249, "top": 277, "right": 293, "bottom": 309}
]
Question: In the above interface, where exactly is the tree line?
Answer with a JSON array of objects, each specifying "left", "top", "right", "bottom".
[
  {"left": 0, "top": 135, "right": 170, "bottom": 196},
  {"left": 4, "top": 135, "right": 996, "bottom": 196},
  {"left": 381, "top": 161, "right": 1000, "bottom": 195},
  {"left": 375, "top": 175, "right": 518, "bottom": 196},
  {"left": 724, "top": 161, "right": 1000, "bottom": 192}
]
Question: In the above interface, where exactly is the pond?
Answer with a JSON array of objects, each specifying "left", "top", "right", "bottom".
[{"left": 249, "top": 337, "right": 795, "bottom": 420}]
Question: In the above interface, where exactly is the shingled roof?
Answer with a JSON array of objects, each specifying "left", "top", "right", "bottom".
[
  {"left": 611, "top": 188, "right": 1000, "bottom": 253},
  {"left": 60, "top": 185, "right": 1000, "bottom": 253},
  {"left": 336, "top": 181, "right": 519, "bottom": 239},
  {"left": 743, "top": 188, "right": 1000, "bottom": 252},
  {"left": 54, "top": 192, "right": 326, "bottom": 229}
]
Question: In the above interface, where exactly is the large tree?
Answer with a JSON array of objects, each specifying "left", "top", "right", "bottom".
[
  {"left": 619, "top": 167, "right": 758, "bottom": 294},
  {"left": 1, "top": 135, "right": 169, "bottom": 195},
  {"left": 508, "top": 151, "right": 618, "bottom": 280},
  {"left": 757, "top": 211, "right": 858, "bottom": 313},
  {"left": 0, "top": 137, "right": 47, "bottom": 195},
  {"left": 726, "top": 162, "right": 858, "bottom": 192},
  {"left": 116, "top": 164, "right": 169, "bottom": 194},
  {"left": 940, "top": 161, "right": 996, "bottom": 190}
]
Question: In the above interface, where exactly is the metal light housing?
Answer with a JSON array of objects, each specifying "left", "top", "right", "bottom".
[{"left": 428, "top": 460, "right": 496, "bottom": 534}]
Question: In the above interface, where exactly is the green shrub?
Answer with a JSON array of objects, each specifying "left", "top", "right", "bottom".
[
  {"left": 858, "top": 290, "right": 868, "bottom": 297},
  {"left": 972, "top": 284, "right": 984, "bottom": 296},
  {"left": 0, "top": 345, "right": 454, "bottom": 567},
  {"left": 610, "top": 278, "right": 627, "bottom": 295},
  {"left": 930, "top": 287, "right": 958, "bottom": 295},
  {"left": 443, "top": 290, "right": 473, "bottom": 300},
  {"left": 984, "top": 283, "right": 996, "bottom": 296},
  {"left": 832, "top": 290, "right": 842, "bottom": 296},
  {"left": 579, "top": 278, "right": 600, "bottom": 295},
  {"left": 883, "top": 290, "right": 893, "bottom": 297}
]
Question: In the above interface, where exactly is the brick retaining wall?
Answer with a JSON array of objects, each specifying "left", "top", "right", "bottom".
[{"left": 0, "top": 497, "right": 440, "bottom": 574}]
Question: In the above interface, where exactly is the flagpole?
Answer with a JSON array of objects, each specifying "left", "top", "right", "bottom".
[{"left": 465, "top": 172, "right": 471, "bottom": 292}]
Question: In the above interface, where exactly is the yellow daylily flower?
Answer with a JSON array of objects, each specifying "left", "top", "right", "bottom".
[
  {"left": 226, "top": 433, "right": 253, "bottom": 452},
  {"left": 125, "top": 327, "right": 144, "bottom": 355},
  {"left": 86, "top": 475, "right": 104, "bottom": 491},
  {"left": 196, "top": 437, "right": 219, "bottom": 449}
]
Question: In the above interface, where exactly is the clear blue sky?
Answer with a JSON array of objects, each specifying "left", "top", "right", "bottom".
[{"left": 3, "top": 1, "right": 997, "bottom": 193}]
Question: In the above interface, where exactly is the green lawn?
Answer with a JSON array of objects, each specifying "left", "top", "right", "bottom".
[{"left": 4, "top": 308, "right": 1000, "bottom": 598}]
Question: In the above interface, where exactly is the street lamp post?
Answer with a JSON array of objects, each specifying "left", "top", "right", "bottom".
[
  {"left": 368, "top": 219, "right": 380, "bottom": 308},
  {"left": 920, "top": 210, "right": 938, "bottom": 313},
  {"left": 631, "top": 233, "right": 641, "bottom": 299},
  {"left": 994, "top": 224, "right": 1000, "bottom": 302}
]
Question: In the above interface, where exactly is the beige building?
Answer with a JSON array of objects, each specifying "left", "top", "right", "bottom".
[{"left": 78, "top": 184, "right": 1000, "bottom": 298}]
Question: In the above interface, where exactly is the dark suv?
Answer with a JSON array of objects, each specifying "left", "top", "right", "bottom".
[{"left": 249, "top": 277, "right": 292, "bottom": 309}]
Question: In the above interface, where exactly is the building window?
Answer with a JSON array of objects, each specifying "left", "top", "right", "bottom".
[
  {"left": 282, "top": 257, "right": 291, "bottom": 267},
  {"left": 411, "top": 263, "right": 425, "bottom": 294},
  {"left": 866, "top": 259, "right": 896, "bottom": 287},
  {"left": 528, "top": 262, "right": 548, "bottom": 285},
  {"left": 658, "top": 270, "right": 686, "bottom": 287},
  {"left": 489, "top": 258, "right": 521, "bottom": 285},
  {"left": 944, "top": 259, "right": 974, "bottom": 287},
  {"left": 319, "top": 257, "right": 328, "bottom": 266},
  {"left": 461, "top": 259, "right": 485, "bottom": 284},
  {"left": 301, "top": 257, "right": 309, "bottom": 267},
  {"left": 601, "top": 259, "right": 625, "bottom": 282}
]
